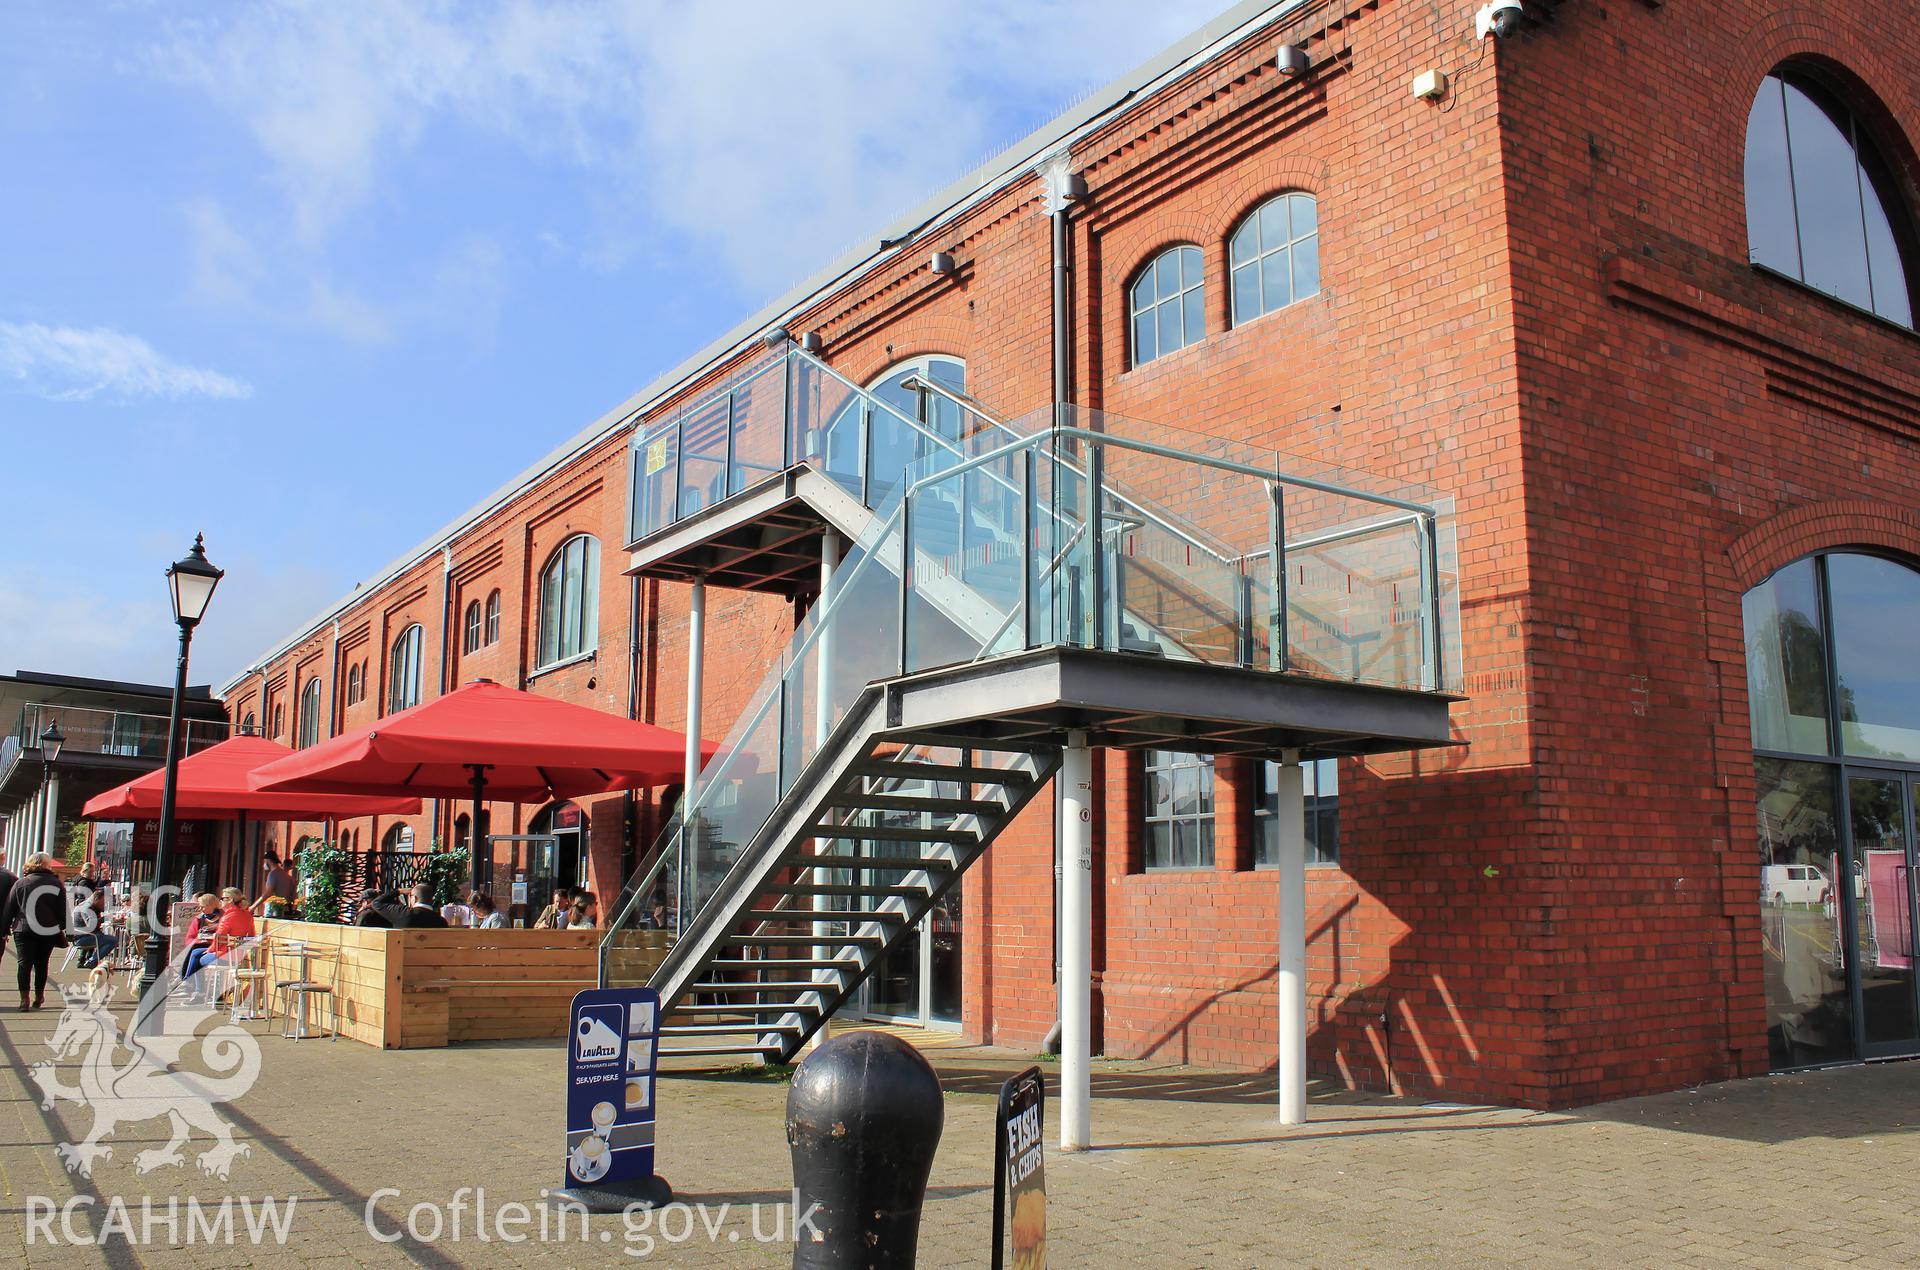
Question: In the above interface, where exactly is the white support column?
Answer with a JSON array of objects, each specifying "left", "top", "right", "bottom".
[
  {"left": 28, "top": 780, "right": 47, "bottom": 865},
  {"left": 1274, "top": 749, "right": 1308, "bottom": 1125},
  {"left": 684, "top": 578, "right": 707, "bottom": 795},
  {"left": 807, "top": 531, "right": 842, "bottom": 1054},
  {"left": 681, "top": 578, "right": 707, "bottom": 909},
  {"left": 41, "top": 768, "right": 61, "bottom": 861},
  {"left": 1059, "top": 731, "right": 1093, "bottom": 1152}
]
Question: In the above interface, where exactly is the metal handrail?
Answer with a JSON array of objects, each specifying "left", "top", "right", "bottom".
[
  {"left": 905, "top": 376, "right": 1241, "bottom": 569},
  {"left": 650, "top": 420, "right": 1445, "bottom": 832}
]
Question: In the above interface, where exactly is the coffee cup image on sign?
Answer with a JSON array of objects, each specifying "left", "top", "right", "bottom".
[
  {"left": 591, "top": 1101, "right": 617, "bottom": 1134},
  {"left": 627, "top": 1003, "right": 655, "bottom": 1036},
  {"left": 626, "top": 1039, "right": 653, "bottom": 1072},
  {"left": 570, "top": 1134, "right": 611, "bottom": 1183},
  {"left": 624, "top": 1077, "right": 650, "bottom": 1111}
]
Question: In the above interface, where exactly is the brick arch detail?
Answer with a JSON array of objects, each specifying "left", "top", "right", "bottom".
[
  {"left": 1716, "top": 12, "right": 1920, "bottom": 263},
  {"left": 1113, "top": 235, "right": 1209, "bottom": 294},
  {"left": 829, "top": 313, "right": 974, "bottom": 388},
  {"left": 1727, "top": 499, "right": 1920, "bottom": 590},
  {"left": 1210, "top": 156, "right": 1328, "bottom": 242}
]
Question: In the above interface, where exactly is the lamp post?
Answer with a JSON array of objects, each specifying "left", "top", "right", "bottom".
[
  {"left": 38, "top": 722, "right": 65, "bottom": 863},
  {"left": 136, "top": 534, "right": 224, "bottom": 1029}
]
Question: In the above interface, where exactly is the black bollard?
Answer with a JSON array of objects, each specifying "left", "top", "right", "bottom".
[{"left": 786, "top": 1030, "right": 945, "bottom": 1268}]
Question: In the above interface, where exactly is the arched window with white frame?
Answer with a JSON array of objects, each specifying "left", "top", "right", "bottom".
[
  {"left": 1129, "top": 244, "right": 1205, "bottom": 367},
  {"left": 389, "top": 624, "right": 423, "bottom": 712},
  {"left": 297, "top": 678, "right": 323, "bottom": 748},
  {"left": 537, "top": 536, "right": 600, "bottom": 668},
  {"left": 1229, "top": 192, "right": 1320, "bottom": 325}
]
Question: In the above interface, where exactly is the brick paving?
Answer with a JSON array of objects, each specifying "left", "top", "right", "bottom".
[{"left": 4, "top": 965, "right": 1920, "bottom": 1267}]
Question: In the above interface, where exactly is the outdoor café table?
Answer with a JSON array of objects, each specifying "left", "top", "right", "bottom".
[{"left": 272, "top": 941, "right": 338, "bottom": 1040}]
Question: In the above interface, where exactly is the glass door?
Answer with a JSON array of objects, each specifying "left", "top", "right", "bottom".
[{"left": 1847, "top": 773, "right": 1920, "bottom": 1058}]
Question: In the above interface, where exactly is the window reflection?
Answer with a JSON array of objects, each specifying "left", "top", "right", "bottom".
[
  {"left": 1755, "top": 758, "right": 1851, "bottom": 1067},
  {"left": 1741, "top": 557, "right": 1830, "bottom": 754},
  {"left": 1849, "top": 776, "right": 1915, "bottom": 1046},
  {"left": 1744, "top": 70, "right": 1915, "bottom": 328},
  {"left": 1830, "top": 554, "right": 1920, "bottom": 761}
]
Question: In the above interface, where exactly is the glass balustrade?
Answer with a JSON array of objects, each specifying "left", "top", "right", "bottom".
[
  {"left": 604, "top": 383, "right": 1459, "bottom": 967},
  {"left": 2, "top": 703, "right": 230, "bottom": 786}
]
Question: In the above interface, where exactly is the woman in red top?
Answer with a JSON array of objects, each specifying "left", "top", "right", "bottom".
[
  {"left": 181, "top": 890, "right": 252, "bottom": 992},
  {"left": 209, "top": 888, "right": 256, "bottom": 955}
]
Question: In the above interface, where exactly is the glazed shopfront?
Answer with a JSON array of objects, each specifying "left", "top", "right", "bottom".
[{"left": 1746, "top": 551, "right": 1920, "bottom": 1067}]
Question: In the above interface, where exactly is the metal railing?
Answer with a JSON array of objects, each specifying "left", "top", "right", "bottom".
[
  {"left": 2, "top": 703, "right": 229, "bottom": 787},
  {"left": 605, "top": 403, "right": 1459, "bottom": 952}
]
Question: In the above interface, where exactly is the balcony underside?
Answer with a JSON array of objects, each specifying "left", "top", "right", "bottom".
[
  {"left": 0, "top": 752, "right": 182, "bottom": 816},
  {"left": 624, "top": 467, "right": 870, "bottom": 599},
  {"left": 880, "top": 646, "right": 1457, "bottom": 760}
]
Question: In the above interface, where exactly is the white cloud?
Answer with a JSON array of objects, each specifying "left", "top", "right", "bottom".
[
  {"left": 184, "top": 197, "right": 504, "bottom": 346},
  {"left": 0, "top": 557, "right": 342, "bottom": 690},
  {"left": 148, "top": 0, "right": 1221, "bottom": 298},
  {"left": 0, "top": 320, "right": 252, "bottom": 403}
]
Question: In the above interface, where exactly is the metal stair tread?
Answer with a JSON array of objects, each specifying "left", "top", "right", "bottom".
[{"left": 810, "top": 823, "right": 980, "bottom": 843}]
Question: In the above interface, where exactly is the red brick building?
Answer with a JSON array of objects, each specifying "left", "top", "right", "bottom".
[{"left": 221, "top": 0, "right": 1920, "bottom": 1109}]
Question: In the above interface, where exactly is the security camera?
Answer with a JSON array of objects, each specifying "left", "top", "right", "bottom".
[{"left": 1475, "top": 0, "right": 1525, "bottom": 39}]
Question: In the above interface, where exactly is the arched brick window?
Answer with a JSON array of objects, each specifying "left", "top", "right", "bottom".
[
  {"left": 1229, "top": 193, "right": 1320, "bottom": 324},
  {"left": 1745, "top": 68, "right": 1915, "bottom": 327},
  {"left": 1129, "top": 245, "right": 1205, "bottom": 366}
]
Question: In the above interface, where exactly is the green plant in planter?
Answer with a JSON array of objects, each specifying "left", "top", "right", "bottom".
[
  {"left": 425, "top": 845, "right": 470, "bottom": 908},
  {"left": 295, "top": 840, "right": 350, "bottom": 924}
]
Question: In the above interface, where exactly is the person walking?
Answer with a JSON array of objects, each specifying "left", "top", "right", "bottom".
[
  {"left": 0, "top": 861, "right": 17, "bottom": 965},
  {"left": 4, "top": 854, "right": 69, "bottom": 1010}
]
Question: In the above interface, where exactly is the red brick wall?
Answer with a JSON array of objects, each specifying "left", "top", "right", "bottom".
[
  {"left": 1496, "top": 0, "right": 1920, "bottom": 1103},
  {"left": 219, "top": 0, "right": 1920, "bottom": 1109}
]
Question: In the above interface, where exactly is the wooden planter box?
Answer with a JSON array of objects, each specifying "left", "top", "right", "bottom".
[{"left": 257, "top": 921, "right": 671, "bottom": 1049}]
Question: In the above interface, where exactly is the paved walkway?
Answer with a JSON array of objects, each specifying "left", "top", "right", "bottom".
[{"left": 3, "top": 964, "right": 1919, "bottom": 1266}]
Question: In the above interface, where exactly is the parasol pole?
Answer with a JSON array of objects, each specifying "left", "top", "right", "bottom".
[{"left": 468, "top": 764, "right": 487, "bottom": 898}]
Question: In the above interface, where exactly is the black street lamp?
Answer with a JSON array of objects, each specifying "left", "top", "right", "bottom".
[
  {"left": 38, "top": 721, "right": 65, "bottom": 862},
  {"left": 135, "top": 534, "right": 224, "bottom": 1031}
]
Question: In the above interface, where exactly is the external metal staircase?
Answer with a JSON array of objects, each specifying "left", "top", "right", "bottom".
[{"left": 602, "top": 342, "right": 1462, "bottom": 1062}]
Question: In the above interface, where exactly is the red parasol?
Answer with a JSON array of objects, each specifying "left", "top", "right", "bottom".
[
  {"left": 249, "top": 678, "right": 715, "bottom": 804},
  {"left": 81, "top": 734, "right": 424, "bottom": 821}
]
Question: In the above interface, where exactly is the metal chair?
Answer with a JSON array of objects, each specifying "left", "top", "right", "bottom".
[
  {"left": 216, "top": 936, "right": 270, "bottom": 1024},
  {"left": 270, "top": 942, "right": 338, "bottom": 1041}
]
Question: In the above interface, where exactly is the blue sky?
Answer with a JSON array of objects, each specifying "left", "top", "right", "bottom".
[{"left": 0, "top": 0, "right": 1222, "bottom": 689}]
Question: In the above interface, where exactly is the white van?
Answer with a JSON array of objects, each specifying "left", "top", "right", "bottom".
[{"left": 1763, "top": 863, "right": 1831, "bottom": 907}]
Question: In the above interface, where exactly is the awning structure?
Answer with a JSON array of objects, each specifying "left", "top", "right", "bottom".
[
  {"left": 80, "top": 734, "right": 423, "bottom": 821},
  {"left": 249, "top": 678, "right": 717, "bottom": 803}
]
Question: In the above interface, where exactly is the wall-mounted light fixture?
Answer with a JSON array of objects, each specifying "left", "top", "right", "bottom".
[
  {"left": 1276, "top": 43, "right": 1311, "bottom": 76},
  {"left": 800, "top": 332, "right": 825, "bottom": 354},
  {"left": 929, "top": 251, "right": 957, "bottom": 276}
]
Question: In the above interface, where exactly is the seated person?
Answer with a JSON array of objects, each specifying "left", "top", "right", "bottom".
[
  {"left": 72, "top": 889, "right": 119, "bottom": 969},
  {"left": 396, "top": 883, "right": 450, "bottom": 929},
  {"left": 535, "top": 887, "right": 573, "bottom": 930},
  {"left": 470, "top": 893, "right": 506, "bottom": 929},
  {"left": 440, "top": 891, "right": 473, "bottom": 927},
  {"left": 177, "top": 892, "right": 228, "bottom": 987},
  {"left": 567, "top": 891, "right": 599, "bottom": 929},
  {"left": 354, "top": 889, "right": 404, "bottom": 928},
  {"left": 184, "top": 889, "right": 256, "bottom": 996}
]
